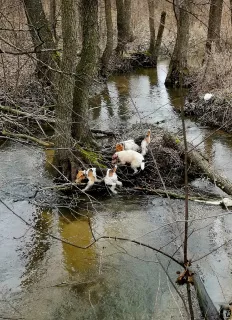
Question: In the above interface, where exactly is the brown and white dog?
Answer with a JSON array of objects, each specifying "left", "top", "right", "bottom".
[
  {"left": 112, "top": 150, "right": 145, "bottom": 173},
  {"left": 115, "top": 139, "right": 140, "bottom": 152},
  {"left": 75, "top": 166, "right": 122, "bottom": 194},
  {"left": 141, "top": 129, "right": 151, "bottom": 156}
]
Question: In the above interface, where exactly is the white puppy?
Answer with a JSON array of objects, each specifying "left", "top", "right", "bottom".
[
  {"left": 115, "top": 139, "right": 140, "bottom": 152},
  {"left": 112, "top": 150, "right": 145, "bottom": 173},
  {"left": 141, "top": 129, "right": 151, "bottom": 156},
  {"left": 104, "top": 165, "right": 122, "bottom": 194}
]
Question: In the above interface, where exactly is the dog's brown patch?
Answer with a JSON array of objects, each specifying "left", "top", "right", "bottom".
[
  {"left": 87, "top": 169, "right": 95, "bottom": 183},
  {"left": 145, "top": 129, "right": 151, "bottom": 144},
  {"left": 108, "top": 169, "right": 114, "bottom": 177},
  {"left": 75, "top": 170, "right": 86, "bottom": 183},
  {"left": 116, "top": 143, "right": 124, "bottom": 152},
  {"left": 109, "top": 165, "right": 117, "bottom": 177}
]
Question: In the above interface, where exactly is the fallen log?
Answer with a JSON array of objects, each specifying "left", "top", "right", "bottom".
[
  {"left": 0, "top": 104, "right": 55, "bottom": 123},
  {"left": 193, "top": 273, "right": 221, "bottom": 320},
  {"left": 2, "top": 130, "right": 54, "bottom": 147},
  {"left": 164, "top": 132, "right": 232, "bottom": 196}
]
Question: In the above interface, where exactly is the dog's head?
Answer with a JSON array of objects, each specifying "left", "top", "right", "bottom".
[
  {"left": 75, "top": 170, "right": 87, "bottom": 183},
  {"left": 112, "top": 153, "right": 118, "bottom": 165},
  {"left": 87, "top": 168, "right": 96, "bottom": 181},
  {"left": 108, "top": 165, "right": 117, "bottom": 177},
  {"left": 115, "top": 143, "right": 124, "bottom": 152}
]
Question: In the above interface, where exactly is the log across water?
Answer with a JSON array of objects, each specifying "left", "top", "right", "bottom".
[{"left": 164, "top": 132, "right": 232, "bottom": 196}]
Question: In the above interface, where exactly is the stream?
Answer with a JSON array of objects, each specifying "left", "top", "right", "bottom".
[{"left": 1, "top": 61, "right": 232, "bottom": 319}]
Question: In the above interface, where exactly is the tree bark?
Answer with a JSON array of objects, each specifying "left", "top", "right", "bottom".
[
  {"left": 72, "top": 0, "right": 99, "bottom": 144},
  {"left": 148, "top": 0, "right": 155, "bottom": 57},
  {"left": 230, "top": 0, "right": 232, "bottom": 29},
  {"left": 101, "top": 0, "right": 114, "bottom": 76},
  {"left": 23, "top": 0, "right": 59, "bottom": 84},
  {"left": 49, "top": 0, "right": 58, "bottom": 43},
  {"left": 153, "top": 11, "right": 166, "bottom": 66},
  {"left": 54, "top": 0, "right": 79, "bottom": 179},
  {"left": 115, "top": 0, "right": 133, "bottom": 55},
  {"left": 206, "top": 0, "right": 223, "bottom": 53},
  {"left": 165, "top": 0, "right": 190, "bottom": 87}
]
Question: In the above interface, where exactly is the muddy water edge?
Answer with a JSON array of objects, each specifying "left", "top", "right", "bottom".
[{"left": 1, "top": 61, "right": 232, "bottom": 319}]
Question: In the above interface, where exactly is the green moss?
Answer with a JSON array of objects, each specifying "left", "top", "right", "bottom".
[{"left": 77, "top": 146, "right": 107, "bottom": 168}]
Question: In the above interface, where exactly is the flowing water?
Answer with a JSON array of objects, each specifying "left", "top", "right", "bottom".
[{"left": 1, "top": 61, "right": 232, "bottom": 319}]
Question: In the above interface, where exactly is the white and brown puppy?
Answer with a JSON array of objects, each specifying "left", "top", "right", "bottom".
[
  {"left": 75, "top": 166, "right": 122, "bottom": 193},
  {"left": 103, "top": 165, "right": 122, "bottom": 194},
  {"left": 75, "top": 168, "right": 102, "bottom": 192},
  {"left": 112, "top": 150, "right": 145, "bottom": 173},
  {"left": 115, "top": 139, "right": 140, "bottom": 152},
  {"left": 141, "top": 129, "right": 151, "bottom": 156}
]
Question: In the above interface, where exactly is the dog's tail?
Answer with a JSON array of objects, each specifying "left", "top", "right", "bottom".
[{"left": 141, "top": 160, "right": 145, "bottom": 170}]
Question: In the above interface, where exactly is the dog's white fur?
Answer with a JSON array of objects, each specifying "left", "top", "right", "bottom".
[
  {"left": 141, "top": 129, "right": 151, "bottom": 156},
  {"left": 112, "top": 150, "right": 145, "bottom": 173},
  {"left": 104, "top": 165, "right": 122, "bottom": 194},
  {"left": 122, "top": 140, "right": 140, "bottom": 151},
  {"left": 75, "top": 166, "right": 122, "bottom": 194}
]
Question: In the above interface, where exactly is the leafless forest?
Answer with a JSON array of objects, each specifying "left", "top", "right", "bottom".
[{"left": 1, "top": 1, "right": 232, "bottom": 320}]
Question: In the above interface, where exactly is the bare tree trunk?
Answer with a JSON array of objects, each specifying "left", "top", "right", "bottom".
[
  {"left": 230, "top": 0, "right": 232, "bottom": 29},
  {"left": 115, "top": 0, "right": 133, "bottom": 55},
  {"left": 54, "top": 0, "right": 79, "bottom": 179},
  {"left": 23, "top": 0, "right": 59, "bottom": 84},
  {"left": 124, "top": 0, "right": 133, "bottom": 42},
  {"left": 72, "top": 0, "right": 99, "bottom": 144},
  {"left": 115, "top": 0, "right": 125, "bottom": 55},
  {"left": 148, "top": 0, "right": 155, "bottom": 56},
  {"left": 165, "top": 0, "right": 190, "bottom": 87},
  {"left": 101, "top": 0, "right": 114, "bottom": 76},
  {"left": 153, "top": 11, "right": 166, "bottom": 66},
  {"left": 49, "top": 0, "right": 58, "bottom": 43},
  {"left": 206, "top": 0, "right": 223, "bottom": 53}
]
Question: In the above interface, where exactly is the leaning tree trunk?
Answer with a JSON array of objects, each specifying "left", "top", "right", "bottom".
[
  {"left": 164, "top": 132, "right": 232, "bottom": 195},
  {"left": 206, "top": 0, "right": 223, "bottom": 53},
  {"left": 152, "top": 11, "right": 166, "bottom": 66},
  {"left": 165, "top": 0, "right": 190, "bottom": 87},
  {"left": 148, "top": 0, "right": 156, "bottom": 57},
  {"left": 101, "top": 0, "right": 114, "bottom": 76},
  {"left": 54, "top": 0, "right": 79, "bottom": 179},
  {"left": 23, "top": 0, "right": 59, "bottom": 84},
  {"left": 115, "top": 0, "right": 133, "bottom": 55},
  {"left": 72, "top": 0, "right": 99, "bottom": 144}
]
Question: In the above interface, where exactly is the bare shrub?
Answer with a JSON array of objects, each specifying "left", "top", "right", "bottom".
[{"left": 190, "top": 44, "right": 232, "bottom": 96}]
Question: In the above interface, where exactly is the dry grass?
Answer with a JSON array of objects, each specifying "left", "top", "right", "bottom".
[{"left": 190, "top": 45, "right": 232, "bottom": 97}]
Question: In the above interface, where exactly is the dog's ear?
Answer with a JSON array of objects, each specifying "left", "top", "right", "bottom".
[{"left": 145, "top": 129, "right": 151, "bottom": 143}]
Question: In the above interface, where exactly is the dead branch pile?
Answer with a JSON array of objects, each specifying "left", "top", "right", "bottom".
[
  {"left": 184, "top": 96, "right": 232, "bottom": 132},
  {"left": 0, "top": 81, "right": 55, "bottom": 134}
]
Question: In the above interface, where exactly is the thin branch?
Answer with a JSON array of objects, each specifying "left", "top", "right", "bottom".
[{"left": 0, "top": 198, "right": 184, "bottom": 268}]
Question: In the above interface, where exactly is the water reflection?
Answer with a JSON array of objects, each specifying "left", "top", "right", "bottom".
[
  {"left": 20, "top": 208, "right": 53, "bottom": 287},
  {"left": 58, "top": 208, "right": 97, "bottom": 275}
]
